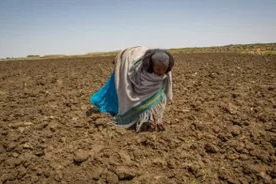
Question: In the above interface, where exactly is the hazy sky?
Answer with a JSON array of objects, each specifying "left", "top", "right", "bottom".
[{"left": 0, "top": 0, "right": 276, "bottom": 58}]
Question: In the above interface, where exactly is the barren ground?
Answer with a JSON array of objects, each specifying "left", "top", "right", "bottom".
[{"left": 0, "top": 53, "right": 276, "bottom": 184}]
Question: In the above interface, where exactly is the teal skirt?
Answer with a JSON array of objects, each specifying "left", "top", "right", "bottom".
[{"left": 90, "top": 72, "right": 118, "bottom": 115}]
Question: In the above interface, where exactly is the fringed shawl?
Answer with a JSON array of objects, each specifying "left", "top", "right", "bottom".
[{"left": 113, "top": 46, "right": 173, "bottom": 131}]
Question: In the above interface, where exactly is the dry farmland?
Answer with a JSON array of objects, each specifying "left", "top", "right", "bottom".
[{"left": 0, "top": 50, "right": 276, "bottom": 183}]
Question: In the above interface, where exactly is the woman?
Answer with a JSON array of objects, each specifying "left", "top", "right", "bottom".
[{"left": 90, "top": 46, "right": 174, "bottom": 132}]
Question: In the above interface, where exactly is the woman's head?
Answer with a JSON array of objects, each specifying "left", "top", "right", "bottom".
[
  {"left": 151, "top": 52, "right": 169, "bottom": 75},
  {"left": 142, "top": 49, "right": 174, "bottom": 75}
]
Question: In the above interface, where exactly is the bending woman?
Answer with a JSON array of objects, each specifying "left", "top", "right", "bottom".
[{"left": 90, "top": 46, "right": 174, "bottom": 132}]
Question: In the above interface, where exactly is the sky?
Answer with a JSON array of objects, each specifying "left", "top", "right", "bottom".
[{"left": 0, "top": 0, "right": 276, "bottom": 58}]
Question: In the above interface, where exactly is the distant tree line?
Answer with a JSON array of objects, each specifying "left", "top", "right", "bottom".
[{"left": 27, "top": 55, "right": 40, "bottom": 57}]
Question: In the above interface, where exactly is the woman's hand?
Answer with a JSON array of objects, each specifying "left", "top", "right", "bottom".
[
  {"left": 150, "top": 112, "right": 165, "bottom": 131},
  {"left": 149, "top": 121, "right": 165, "bottom": 131}
]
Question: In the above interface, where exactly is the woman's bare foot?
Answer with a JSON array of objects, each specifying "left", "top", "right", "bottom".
[{"left": 86, "top": 105, "right": 100, "bottom": 117}]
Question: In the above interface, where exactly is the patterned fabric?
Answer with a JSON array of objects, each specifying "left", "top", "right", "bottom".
[{"left": 115, "top": 86, "right": 165, "bottom": 125}]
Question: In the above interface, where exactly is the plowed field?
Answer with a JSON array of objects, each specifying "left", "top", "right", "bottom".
[{"left": 0, "top": 53, "right": 276, "bottom": 184}]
